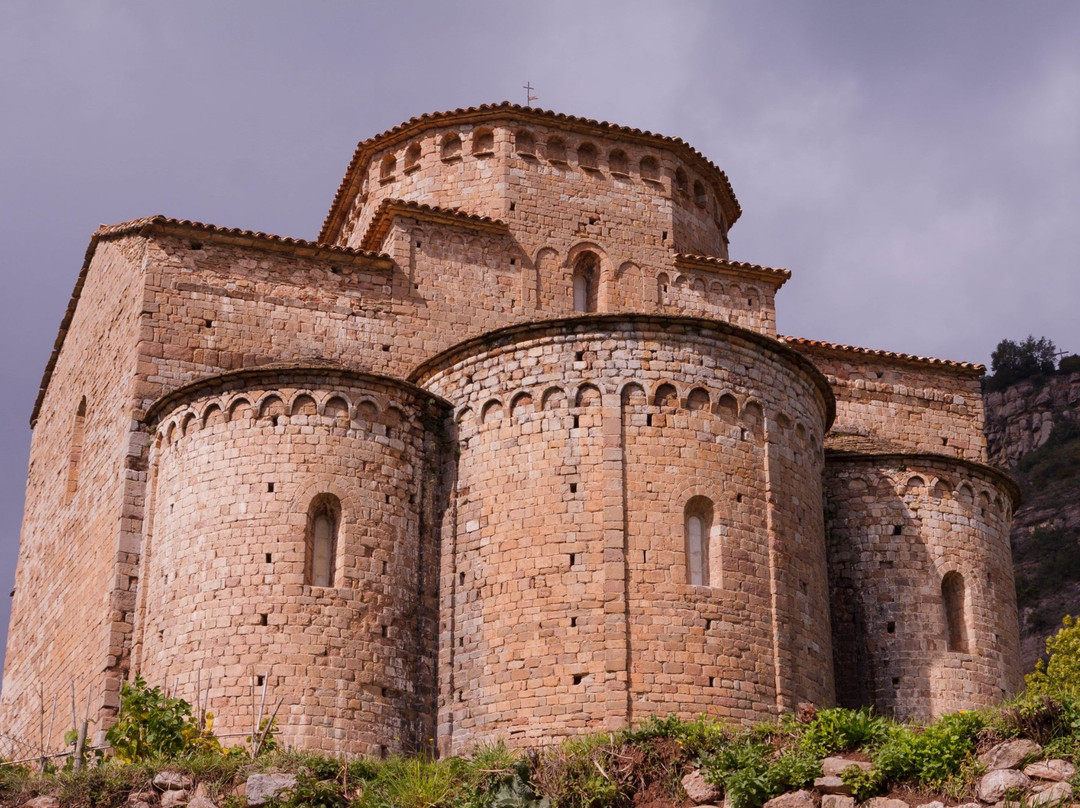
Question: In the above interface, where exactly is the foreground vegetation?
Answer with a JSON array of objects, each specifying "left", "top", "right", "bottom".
[{"left": 6, "top": 619, "right": 1080, "bottom": 808}]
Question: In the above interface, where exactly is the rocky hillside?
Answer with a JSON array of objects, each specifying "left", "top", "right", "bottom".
[{"left": 985, "top": 370, "right": 1080, "bottom": 669}]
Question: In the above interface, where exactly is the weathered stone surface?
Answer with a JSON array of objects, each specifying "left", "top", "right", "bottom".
[
  {"left": 821, "top": 795, "right": 855, "bottom": 808},
  {"left": 127, "top": 792, "right": 155, "bottom": 806},
  {"left": 976, "top": 768, "right": 1031, "bottom": 803},
  {"left": 155, "top": 771, "right": 195, "bottom": 791},
  {"left": 189, "top": 797, "right": 218, "bottom": 808},
  {"left": 1025, "top": 760, "right": 1075, "bottom": 782},
  {"left": 979, "top": 739, "right": 1042, "bottom": 771},
  {"left": 246, "top": 773, "right": 297, "bottom": 806},
  {"left": 161, "top": 790, "right": 189, "bottom": 808},
  {"left": 813, "top": 776, "right": 852, "bottom": 796},
  {"left": 23, "top": 798, "right": 60, "bottom": 808},
  {"left": 822, "top": 757, "right": 872, "bottom": 777},
  {"left": 862, "top": 798, "right": 910, "bottom": 808},
  {"left": 763, "top": 791, "right": 817, "bottom": 808},
  {"left": 915, "top": 801, "right": 945, "bottom": 808},
  {"left": 682, "top": 770, "right": 722, "bottom": 804},
  {"left": 1028, "top": 781, "right": 1072, "bottom": 806}
]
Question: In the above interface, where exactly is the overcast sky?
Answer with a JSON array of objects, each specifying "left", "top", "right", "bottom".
[{"left": 1, "top": 1, "right": 1078, "bottom": 676}]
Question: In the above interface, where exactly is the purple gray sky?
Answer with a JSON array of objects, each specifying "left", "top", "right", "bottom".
[{"left": 2, "top": 1, "right": 1079, "bottom": 674}]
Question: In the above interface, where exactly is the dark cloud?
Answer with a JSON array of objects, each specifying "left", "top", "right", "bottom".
[{"left": 2, "top": 0, "right": 1078, "bottom": 674}]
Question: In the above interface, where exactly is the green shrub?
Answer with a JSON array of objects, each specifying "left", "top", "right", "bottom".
[
  {"left": 869, "top": 710, "right": 985, "bottom": 790},
  {"left": 266, "top": 771, "right": 348, "bottom": 808},
  {"left": 621, "top": 713, "right": 729, "bottom": 757},
  {"left": 698, "top": 738, "right": 820, "bottom": 808},
  {"left": 105, "top": 674, "right": 220, "bottom": 763},
  {"left": 986, "top": 335, "right": 1057, "bottom": 391},
  {"left": 1028, "top": 615, "right": 1080, "bottom": 697},
  {"left": 1059, "top": 354, "right": 1080, "bottom": 375},
  {"left": 799, "top": 707, "right": 892, "bottom": 757},
  {"left": 354, "top": 755, "right": 465, "bottom": 808}
]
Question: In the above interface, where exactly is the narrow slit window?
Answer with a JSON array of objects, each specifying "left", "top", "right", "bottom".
[
  {"left": 306, "top": 494, "right": 340, "bottom": 588},
  {"left": 572, "top": 252, "right": 599, "bottom": 313},
  {"left": 942, "top": 571, "right": 969, "bottom": 652},
  {"left": 685, "top": 496, "right": 714, "bottom": 587},
  {"left": 66, "top": 397, "right": 87, "bottom": 503}
]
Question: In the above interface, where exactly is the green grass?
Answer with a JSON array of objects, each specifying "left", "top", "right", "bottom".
[{"left": 11, "top": 694, "right": 1080, "bottom": 808}]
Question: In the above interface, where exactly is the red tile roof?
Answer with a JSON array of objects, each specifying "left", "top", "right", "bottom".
[
  {"left": 675, "top": 253, "right": 791, "bottom": 287},
  {"left": 95, "top": 215, "right": 389, "bottom": 261},
  {"left": 781, "top": 336, "right": 984, "bottom": 373}
]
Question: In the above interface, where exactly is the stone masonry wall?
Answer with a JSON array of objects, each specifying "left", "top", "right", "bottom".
[
  {"left": 415, "top": 316, "right": 834, "bottom": 755},
  {"left": 336, "top": 118, "right": 730, "bottom": 260},
  {"left": 0, "top": 238, "right": 149, "bottom": 751},
  {"left": 138, "top": 370, "right": 448, "bottom": 756},
  {"left": 825, "top": 455, "right": 1021, "bottom": 720},
  {"left": 787, "top": 341, "right": 987, "bottom": 461}
]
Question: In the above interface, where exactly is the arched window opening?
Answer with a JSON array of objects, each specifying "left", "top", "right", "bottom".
[
  {"left": 572, "top": 253, "right": 599, "bottom": 313},
  {"left": 514, "top": 130, "right": 535, "bottom": 156},
  {"left": 674, "top": 168, "right": 689, "bottom": 195},
  {"left": 441, "top": 134, "right": 462, "bottom": 162},
  {"left": 306, "top": 495, "right": 341, "bottom": 588},
  {"left": 577, "top": 142, "right": 598, "bottom": 170},
  {"left": 942, "top": 571, "right": 968, "bottom": 653},
  {"left": 609, "top": 149, "right": 628, "bottom": 175},
  {"left": 546, "top": 137, "right": 567, "bottom": 163},
  {"left": 685, "top": 497, "right": 714, "bottom": 586},
  {"left": 654, "top": 383, "right": 679, "bottom": 409},
  {"left": 472, "top": 129, "right": 495, "bottom": 155},
  {"left": 640, "top": 156, "right": 660, "bottom": 182},
  {"left": 656, "top": 272, "right": 669, "bottom": 307},
  {"left": 66, "top": 397, "right": 87, "bottom": 503},
  {"left": 379, "top": 154, "right": 396, "bottom": 182},
  {"left": 693, "top": 180, "right": 707, "bottom": 208},
  {"left": 404, "top": 142, "right": 422, "bottom": 172}
]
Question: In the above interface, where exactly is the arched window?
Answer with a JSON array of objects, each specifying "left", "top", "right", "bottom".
[
  {"left": 404, "top": 142, "right": 421, "bottom": 172},
  {"left": 693, "top": 180, "right": 707, "bottom": 208},
  {"left": 577, "top": 142, "right": 598, "bottom": 170},
  {"left": 572, "top": 253, "right": 599, "bottom": 312},
  {"left": 640, "top": 156, "right": 660, "bottom": 182},
  {"left": 674, "top": 168, "right": 689, "bottom": 195},
  {"left": 472, "top": 129, "right": 495, "bottom": 155},
  {"left": 441, "top": 134, "right": 462, "bottom": 161},
  {"left": 306, "top": 495, "right": 341, "bottom": 588},
  {"left": 66, "top": 396, "right": 86, "bottom": 503},
  {"left": 685, "top": 497, "right": 714, "bottom": 586},
  {"left": 546, "top": 137, "right": 567, "bottom": 163},
  {"left": 942, "top": 571, "right": 968, "bottom": 652},
  {"left": 514, "top": 130, "right": 535, "bottom": 156},
  {"left": 609, "top": 149, "right": 628, "bottom": 175},
  {"left": 379, "top": 154, "right": 396, "bottom": 182}
]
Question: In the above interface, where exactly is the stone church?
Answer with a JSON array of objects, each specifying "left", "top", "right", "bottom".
[{"left": 1, "top": 103, "right": 1021, "bottom": 757}]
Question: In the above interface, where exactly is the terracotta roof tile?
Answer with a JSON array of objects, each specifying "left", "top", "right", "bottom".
[
  {"left": 359, "top": 199, "right": 508, "bottom": 252},
  {"left": 95, "top": 215, "right": 389, "bottom": 260},
  {"left": 674, "top": 253, "right": 791, "bottom": 286},
  {"left": 319, "top": 101, "right": 742, "bottom": 243},
  {"left": 781, "top": 336, "right": 984, "bottom": 373}
]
